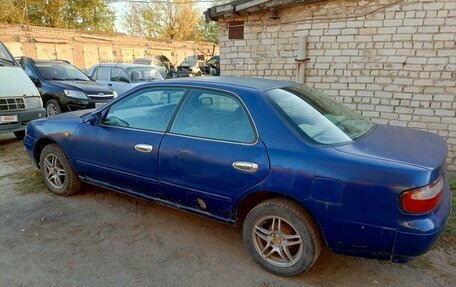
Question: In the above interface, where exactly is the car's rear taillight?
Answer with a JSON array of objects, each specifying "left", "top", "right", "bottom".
[{"left": 401, "top": 175, "right": 444, "bottom": 214}]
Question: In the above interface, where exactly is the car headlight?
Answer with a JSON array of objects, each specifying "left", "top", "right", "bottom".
[
  {"left": 64, "top": 90, "right": 88, "bottom": 99},
  {"left": 23, "top": 97, "right": 43, "bottom": 109},
  {"left": 113, "top": 90, "right": 118, "bottom": 98}
]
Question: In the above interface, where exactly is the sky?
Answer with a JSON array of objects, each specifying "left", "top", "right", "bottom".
[{"left": 110, "top": 2, "right": 129, "bottom": 33}]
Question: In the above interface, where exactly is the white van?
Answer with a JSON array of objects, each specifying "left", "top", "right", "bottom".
[{"left": 0, "top": 41, "right": 45, "bottom": 139}]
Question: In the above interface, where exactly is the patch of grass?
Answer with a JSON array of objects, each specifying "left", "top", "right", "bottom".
[
  {"left": 13, "top": 169, "right": 48, "bottom": 195},
  {"left": 407, "top": 256, "right": 435, "bottom": 271},
  {"left": 450, "top": 178, "right": 456, "bottom": 191},
  {"left": 440, "top": 195, "right": 456, "bottom": 244},
  {"left": 0, "top": 139, "right": 48, "bottom": 195}
]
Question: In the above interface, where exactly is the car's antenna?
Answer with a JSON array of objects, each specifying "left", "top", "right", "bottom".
[
  {"left": 394, "top": 117, "right": 400, "bottom": 126},
  {"left": 41, "top": 50, "right": 53, "bottom": 60}
]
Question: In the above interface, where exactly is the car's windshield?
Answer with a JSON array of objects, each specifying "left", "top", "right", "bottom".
[
  {"left": 179, "top": 60, "right": 196, "bottom": 67},
  {"left": 266, "top": 86, "right": 374, "bottom": 145},
  {"left": 35, "top": 62, "right": 90, "bottom": 81},
  {"left": 0, "top": 43, "right": 16, "bottom": 66},
  {"left": 126, "top": 66, "right": 164, "bottom": 82}
]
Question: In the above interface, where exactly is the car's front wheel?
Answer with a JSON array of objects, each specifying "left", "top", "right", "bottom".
[
  {"left": 242, "top": 198, "right": 321, "bottom": 276},
  {"left": 45, "top": 99, "right": 61, "bottom": 116},
  {"left": 39, "top": 144, "right": 81, "bottom": 195}
]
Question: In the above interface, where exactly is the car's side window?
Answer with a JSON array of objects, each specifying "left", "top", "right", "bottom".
[
  {"left": 97, "top": 67, "right": 110, "bottom": 81},
  {"left": 103, "top": 88, "right": 186, "bottom": 132},
  {"left": 111, "top": 67, "right": 129, "bottom": 82},
  {"left": 170, "top": 89, "right": 256, "bottom": 143}
]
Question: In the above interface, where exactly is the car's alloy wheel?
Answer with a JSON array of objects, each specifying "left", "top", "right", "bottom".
[
  {"left": 45, "top": 99, "right": 61, "bottom": 116},
  {"left": 252, "top": 215, "right": 303, "bottom": 268},
  {"left": 39, "top": 144, "right": 81, "bottom": 195},
  {"left": 243, "top": 198, "right": 321, "bottom": 276},
  {"left": 43, "top": 153, "right": 66, "bottom": 190}
]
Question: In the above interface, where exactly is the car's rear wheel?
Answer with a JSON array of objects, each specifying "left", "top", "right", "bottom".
[
  {"left": 242, "top": 198, "right": 321, "bottom": 276},
  {"left": 14, "top": 130, "right": 25, "bottom": 140},
  {"left": 45, "top": 99, "right": 61, "bottom": 116},
  {"left": 39, "top": 144, "right": 81, "bottom": 195}
]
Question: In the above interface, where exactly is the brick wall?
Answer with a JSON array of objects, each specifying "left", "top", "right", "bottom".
[
  {"left": 0, "top": 25, "right": 219, "bottom": 70},
  {"left": 218, "top": 0, "right": 456, "bottom": 173}
]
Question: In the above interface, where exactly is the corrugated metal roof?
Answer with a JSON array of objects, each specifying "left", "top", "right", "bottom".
[{"left": 205, "top": 0, "right": 314, "bottom": 21}]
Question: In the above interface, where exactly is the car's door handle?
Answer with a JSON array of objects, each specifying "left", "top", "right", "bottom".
[
  {"left": 108, "top": 83, "right": 112, "bottom": 86},
  {"left": 135, "top": 144, "right": 153, "bottom": 153},
  {"left": 232, "top": 161, "right": 259, "bottom": 173}
]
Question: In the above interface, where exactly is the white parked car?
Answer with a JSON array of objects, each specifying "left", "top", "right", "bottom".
[
  {"left": 0, "top": 41, "right": 45, "bottom": 139},
  {"left": 133, "top": 57, "right": 170, "bottom": 79},
  {"left": 87, "top": 64, "right": 164, "bottom": 96}
]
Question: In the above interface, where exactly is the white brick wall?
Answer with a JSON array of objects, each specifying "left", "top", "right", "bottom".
[{"left": 218, "top": 0, "right": 456, "bottom": 173}]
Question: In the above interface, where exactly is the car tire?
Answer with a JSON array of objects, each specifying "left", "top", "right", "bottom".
[
  {"left": 45, "top": 99, "right": 62, "bottom": 116},
  {"left": 14, "top": 130, "right": 25, "bottom": 140},
  {"left": 242, "top": 198, "right": 321, "bottom": 276},
  {"left": 39, "top": 144, "right": 82, "bottom": 196}
]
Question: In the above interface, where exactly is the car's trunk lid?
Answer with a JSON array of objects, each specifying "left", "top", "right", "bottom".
[{"left": 334, "top": 124, "right": 448, "bottom": 181}]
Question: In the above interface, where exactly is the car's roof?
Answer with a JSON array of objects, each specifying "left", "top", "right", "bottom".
[
  {"left": 94, "top": 63, "right": 151, "bottom": 68},
  {"left": 33, "top": 59, "right": 71, "bottom": 64},
  {"left": 155, "top": 76, "right": 295, "bottom": 92}
]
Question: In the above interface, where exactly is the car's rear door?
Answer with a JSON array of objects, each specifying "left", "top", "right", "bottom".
[
  {"left": 158, "top": 89, "right": 270, "bottom": 218},
  {"left": 73, "top": 87, "right": 186, "bottom": 196}
]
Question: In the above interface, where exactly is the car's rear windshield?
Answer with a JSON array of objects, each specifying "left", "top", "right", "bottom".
[
  {"left": 266, "top": 86, "right": 374, "bottom": 145},
  {"left": 35, "top": 62, "right": 90, "bottom": 81}
]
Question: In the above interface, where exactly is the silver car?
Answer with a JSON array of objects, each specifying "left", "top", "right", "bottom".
[{"left": 87, "top": 63, "right": 164, "bottom": 96}]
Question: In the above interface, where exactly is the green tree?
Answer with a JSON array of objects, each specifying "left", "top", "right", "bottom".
[
  {"left": 124, "top": 0, "right": 201, "bottom": 41},
  {"left": 198, "top": 19, "right": 219, "bottom": 44},
  {"left": 0, "top": 0, "right": 28, "bottom": 24},
  {"left": 0, "top": 0, "right": 114, "bottom": 32}
]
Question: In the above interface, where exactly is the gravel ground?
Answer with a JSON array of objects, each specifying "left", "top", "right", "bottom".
[{"left": 0, "top": 133, "right": 455, "bottom": 287}]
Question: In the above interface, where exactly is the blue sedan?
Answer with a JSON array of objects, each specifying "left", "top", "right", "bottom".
[{"left": 24, "top": 77, "right": 451, "bottom": 276}]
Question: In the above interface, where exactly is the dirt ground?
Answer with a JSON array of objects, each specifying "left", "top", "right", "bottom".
[{"left": 0, "top": 133, "right": 455, "bottom": 287}]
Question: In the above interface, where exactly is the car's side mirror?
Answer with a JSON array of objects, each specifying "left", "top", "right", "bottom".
[
  {"left": 87, "top": 112, "right": 101, "bottom": 126},
  {"left": 29, "top": 75, "right": 40, "bottom": 86},
  {"left": 119, "top": 76, "right": 130, "bottom": 83}
]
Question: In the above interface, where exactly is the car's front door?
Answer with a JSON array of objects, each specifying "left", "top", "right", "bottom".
[
  {"left": 109, "top": 67, "right": 131, "bottom": 95},
  {"left": 73, "top": 87, "right": 186, "bottom": 196},
  {"left": 91, "top": 66, "right": 111, "bottom": 88},
  {"left": 159, "top": 89, "right": 270, "bottom": 218}
]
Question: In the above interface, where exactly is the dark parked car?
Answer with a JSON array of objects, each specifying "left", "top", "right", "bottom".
[
  {"left": 20, "top": 57, "right": 116, "bottom": 116},
  {"left": 207, "top": 55, "right": 220, "bottom": 76},
  {"left": 24, "top": 77, "right": 451, "bottom": 276}
]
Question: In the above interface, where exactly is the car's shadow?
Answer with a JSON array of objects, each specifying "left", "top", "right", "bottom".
[
  {"left": 0, "top": 134, "right": 20, "bottom": 146},
  {"left": 68, "top": 184, "right": 443, "bottom": 286}
]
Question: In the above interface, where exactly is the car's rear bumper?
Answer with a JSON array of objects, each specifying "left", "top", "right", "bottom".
[
  {"left": 0, "top": 107, "right": 45, "bottom": 134},
  {"left": 392, "top": 175, "right": 452, "bottom": 262}
]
